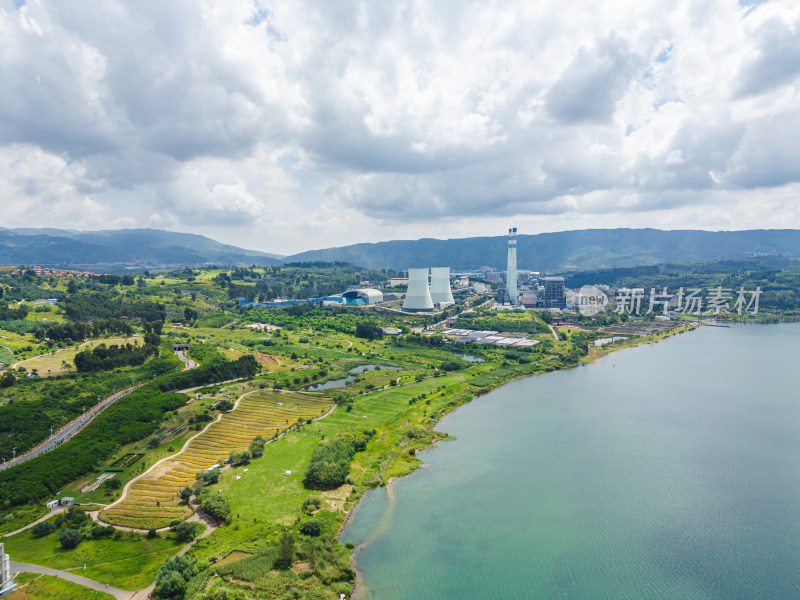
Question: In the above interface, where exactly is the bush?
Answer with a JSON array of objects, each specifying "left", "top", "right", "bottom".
[
  {"left": 91, "top": 524, "right": 116, "bottom": 539},
  {"left": 174, "top": 521, "right": 201, "bottom": 541},
  {"left": 299, "top": 520, "right": 321, "bottom": 537},
  {"left": 154, "top": 555, "right": 199, "bottom": 599},
  {"left": 196, "top": 468, "right": 220, "bottom": 485},
  {"left": 58, "top": 527, "right": 82, "bottom": 549},
  {"left": 200, "top": 492, "right": 230, "bottom": 522},
  {"left": 215, "top": 400, "right": 234, "bottom": 412},
  {"left": 31, "top": 521, "right": 54, "bottom": 537},
  {"left": 147, "top": 529, "right": 157, "bottom": 539}
]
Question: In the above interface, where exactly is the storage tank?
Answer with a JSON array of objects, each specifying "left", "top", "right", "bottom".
[
  {"left": 402, "top": 268, "right": 434, "bottom": 311},
  {"left": 429, "top": 267, "right": 454, "bottom": 305}
]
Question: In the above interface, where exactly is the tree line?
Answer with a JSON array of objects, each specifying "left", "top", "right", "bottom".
[{"left": 0, "top": 386, "right": 186, "bottom": 505}]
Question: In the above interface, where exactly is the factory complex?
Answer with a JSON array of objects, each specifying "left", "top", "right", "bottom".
[
  {"left": 442, "top": 329, "right": 540, "bottom": 347},
  {"left": 236, "top": 226, "right": 579, "bottom": 314}
]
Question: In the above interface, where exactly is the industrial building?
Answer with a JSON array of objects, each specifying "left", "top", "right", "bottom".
[
  {"left": 402, "top": 268, "right": 435, "bottom": 311},
  {"left": 543, "top": 276, "right": 566, "bottom": 308},
  {"left": 342, "top": 288, "right": 384, "bottom": 305},
  {"left": 0, "top": 543, "right": 15, "bottom": 598},
  {"left": 506, "top": 227, "right": 518, "bottom": 304},
  {"left": 429, "top": 267, "right": 455, "bottom": 305}
]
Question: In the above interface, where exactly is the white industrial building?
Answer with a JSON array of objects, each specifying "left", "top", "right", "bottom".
[
  {"left": 342, "top": 288, "right": 384, "bottom": 305},
  {"left": 430, "top": 267, "right": 455, "bottom": 305},
  {"left": 403, "top": 268, "right": 435, "bottom": 311},
  {"left": 0, "top": 543, "right": 15, "bottom": 598}
]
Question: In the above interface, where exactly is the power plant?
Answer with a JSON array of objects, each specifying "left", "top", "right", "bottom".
[
  {"left": 506, "top": 227, "right": 518, "bottom": 304},
  {"left": 402, "top": 267, "right": 455, "bottom": 311},
  {"left": 429, "top": 267, "right": 455, "bottom": 305},
  {"left": 403, "top": 268, "right": 435, "bottom": 311}
]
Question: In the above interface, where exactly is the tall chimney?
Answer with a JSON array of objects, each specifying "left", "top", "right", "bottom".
[{"left": 506, "top": 227, "right": 518, "bottom": 304}]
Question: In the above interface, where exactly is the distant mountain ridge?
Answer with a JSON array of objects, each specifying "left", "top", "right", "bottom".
[
  {"left": 1, "top": 227, "right": 799, "bottom": 274},
  {"left": 282, "top": 229, "right": 800, "bottom": 272},
  {"left": 0, "top": 228, "right": 283, "bottom": 272}
]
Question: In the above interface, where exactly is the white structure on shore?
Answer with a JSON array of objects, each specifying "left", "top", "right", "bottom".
[
  {"left": 0, "top": 543, "right": 15, "bottom": 598},
  {"left": 429, "top": 267, "right": 455, "bottom": 305},
  {"left": 506, "top": 227, "right": 518, "bottom": 304},
  {"left": 403, "top": 268, "right": 435, "bottom": 311}
]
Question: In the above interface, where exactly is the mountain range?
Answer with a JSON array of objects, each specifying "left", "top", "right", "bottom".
[
  {"left": 287, "top": 228, "right": 800, "bottom": 272},
  {"left": 1, "top": 227, "right": 799, "bottom": 274},
  {"left": 0, "top": 228, "right": 282, "bottom": 272}
]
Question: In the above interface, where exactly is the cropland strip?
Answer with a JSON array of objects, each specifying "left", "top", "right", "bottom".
[{"left": 99, "top": 390, "right": 334, "bottom": 530}]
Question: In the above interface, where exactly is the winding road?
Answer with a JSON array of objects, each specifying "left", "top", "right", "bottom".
[{"left": 1, "top": 349, "right": 198, "bottom": 472}]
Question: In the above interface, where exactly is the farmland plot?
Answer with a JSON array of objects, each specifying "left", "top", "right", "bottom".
[{"left": 99, "top": 390, "right": 333, "bottom": 529}]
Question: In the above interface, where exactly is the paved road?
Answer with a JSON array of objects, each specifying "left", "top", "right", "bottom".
[
  {"left": 0, "top": 384, "right": 142, "bottom": 472},
  {"left": 10, "top": 562, "right": 132, "bottom": 600},
  {"left": 0, "top": 506, "right": 66, "bottom": 539},
  {"left": 175, "top": 350, "right": 197, "bottom": 371}
]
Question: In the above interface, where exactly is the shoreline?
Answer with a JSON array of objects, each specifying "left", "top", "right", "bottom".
[{"left": 340, "top": 322, "right": 698, "bottom": 599}]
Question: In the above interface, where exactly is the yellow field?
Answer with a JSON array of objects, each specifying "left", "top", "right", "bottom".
[
  {"left": 13, "top": 336, "right": 141, "bottom": 376},
  {"left": 99, "top": 390, "right": 333, "bottom": 529}
]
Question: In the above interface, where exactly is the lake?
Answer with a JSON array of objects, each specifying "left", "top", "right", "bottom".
[{"left": 341, "top": 323, "right": 800, "bottom": 599}]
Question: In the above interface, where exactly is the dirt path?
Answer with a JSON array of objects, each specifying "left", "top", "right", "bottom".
[{"left": 96, "top": 387, "right": 261, "bottom": 530}]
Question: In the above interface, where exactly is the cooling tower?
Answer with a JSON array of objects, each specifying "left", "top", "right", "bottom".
[
  {"left": 403, "top": 268, "right": 434, "bottom": 311},
  {"left": 506, "top": 227, "right": 518, "bottom": 304},
  {"left": 429, "top": 267, "right": 454, "bottom": 305}
]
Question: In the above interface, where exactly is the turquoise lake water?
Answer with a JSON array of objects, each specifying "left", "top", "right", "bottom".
[{"left": 341, "top": 323, "right": 800, "bottom": 599}]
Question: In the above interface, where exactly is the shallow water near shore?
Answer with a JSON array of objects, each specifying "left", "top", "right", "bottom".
[{"left": 341, "top": 323, "right": 800, "bottom": 599}]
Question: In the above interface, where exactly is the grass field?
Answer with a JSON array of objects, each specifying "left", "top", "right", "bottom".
[
  {"left": 215, "top": 372, "right": 470, "bottom": 525},
  {"left": 12, "top": 337, "right": 141, "bottom": 376},
  {"left": 100, "top": 389, "right": 335, "bottom": 529},
  {"left": 6, "top": 574, "right": 116, "bottom": 600},
  {"left": 0, "top": 344, "right": 15, "bottom": 365},
  {"left": 3, "top": 526, "right": 183, "bottom": 590}
]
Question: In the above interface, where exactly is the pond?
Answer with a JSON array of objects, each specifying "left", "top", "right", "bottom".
[
  {"left": 303, "top": 364, "right": 402, "bottom": 391},
  {"left": 594, "top": 335, "right": 628, "bottom": 346}
]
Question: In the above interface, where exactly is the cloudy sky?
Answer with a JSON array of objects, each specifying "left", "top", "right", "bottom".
[{"left": 1, "top": 0, "right": 799, "bottom": 254}]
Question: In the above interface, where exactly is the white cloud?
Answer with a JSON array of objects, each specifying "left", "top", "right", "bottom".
[{"left": 0, "top": 0, "right": 799, "bottom": 254}]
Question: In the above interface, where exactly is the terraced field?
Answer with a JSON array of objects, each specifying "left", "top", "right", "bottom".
[{"left": 99, "top": 390, "right": 334, "bottom": 530}]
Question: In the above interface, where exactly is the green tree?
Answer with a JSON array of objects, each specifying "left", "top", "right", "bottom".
[
  {"left": 31, "top": 521, "right": 54, "bottom": 537},
  {"left": 249, "top": 436, "right": 266, "bottom": 458},
  {"left": 0, "top": 371, "right": 14, "bottom": 388},
  {"left": 300, "top": 520, "right": 321, "bottom": 537},
  {"left": 174, "top": 521, "right": 200, "bottom": 541},
  {"left": 179, "top": 487, "right": 193, "bottom": 502},
  {"left": 200, "top": 492, "right": 230, "bottom": 522},
  {"left": 153, "top": 556, "right": 198, "bottom": 599},
  {"left": 196, "top": 468, "right": 220, "bottom": 485},
  {"left": 275, "top": 529, "right": 295, "bottom": 568},
  {"left": 58, "top": 527, "right": 82, "bottom": 549}
]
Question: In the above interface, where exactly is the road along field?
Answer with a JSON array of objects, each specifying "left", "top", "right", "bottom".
[
  {"left": 99, "top": 390, "right": 334, "bottom": 530},
  {"left": 12, "top": 336, "right": 141, "bottom": 376}
]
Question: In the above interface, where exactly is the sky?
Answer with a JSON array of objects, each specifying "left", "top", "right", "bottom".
[{"left": 1, "top": 0, "right": 799, "bottom": 255}]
